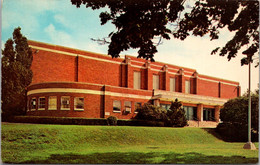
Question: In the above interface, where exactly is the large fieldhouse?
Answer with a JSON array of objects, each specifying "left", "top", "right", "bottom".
[{"left": 26, "top": 40, "right": 240, "bottom": 127}]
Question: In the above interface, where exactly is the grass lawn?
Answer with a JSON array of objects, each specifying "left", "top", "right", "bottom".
[{"left": 1, "top": 123, "right": 258, "bottom": 164}]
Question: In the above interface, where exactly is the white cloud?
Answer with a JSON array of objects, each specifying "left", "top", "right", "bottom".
[{"left": 44, "top": 24, "right": 76, "bottom": 48}]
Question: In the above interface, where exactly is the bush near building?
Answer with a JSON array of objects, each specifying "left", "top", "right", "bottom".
[
  {"left": 216, "top": 91, "right": 259, "bottom": 142},
  {"left": 135, "top": 100, "right": 188, "bottom": 127}
]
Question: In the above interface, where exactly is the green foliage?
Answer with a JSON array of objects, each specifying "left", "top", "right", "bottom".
[
  {"left": 107, "top": 116, "right": 118, "bottom": 125},
  {"left": 166, "top": 99, "right": 188, "bottom": 127},
  {"left": 1, "top": 27, "right": 33, "bottom": 117},
  {"left": 71, "top": 0, "right": 259, "bottom": 65},
  {"left": 175, "top": 1, "right": 259, "bottom": 66},
  {"left": 216, "top": 91, "right": 259, "bottom": 142},
  {"left": 135, "top": 100, "right": 187, "bottom": 127},
  {"left": 134, "top": 103, "right": 168, "bottom": 121}
]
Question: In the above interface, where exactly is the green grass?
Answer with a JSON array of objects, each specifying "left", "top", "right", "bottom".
[{"left": 1, "top": 123, "right": 258, "bottom": 164}]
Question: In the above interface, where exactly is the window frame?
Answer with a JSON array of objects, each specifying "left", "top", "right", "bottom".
[
  {"left": 38, "top": 97, "right": 46, "bottom": 110},
  {"left": 74, "top": 97, "right": 84, "bottom": 111},
  {"left": 48, "top": 96, "right": 57, "bottom": 110},
  {"left": 31, "top": 97, "right": 37, "bottom": 111},
  {"left": 61, "top": 96, "right": 70, "bottom": 111},
  {"left": 133, "top": 71, "right": 141, "bottom": 89},
  {"left": 153, "top": 74, "right": 160, "bottom": 90},
  {"left": 170, "top": 77, "right": 176, "bottom": 92},
  {"left": 185, "top": 80, "right": 191, "bottom": 94},
  {"left": 124, "top": 101, "right": 132, "bottom": 113},
  {"left": 113, "top": 100, "right": 121, "bottom": 113}
]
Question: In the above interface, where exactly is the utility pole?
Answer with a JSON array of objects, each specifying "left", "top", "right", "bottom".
[{"left": 243, "top": 55, "right": 256, "bottom": 150}]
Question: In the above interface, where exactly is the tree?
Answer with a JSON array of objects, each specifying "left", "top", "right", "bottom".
[
  {"left": 166, "top": 99, "right": 188, "bottom": 127},
  {"left": 216, "top": 91, "right": 259, "bottom": 142},
  {"left": 1, "top": 27, "right": 33, "bottom": 117},
  {"left": 71, "top": 0, "right": 259, "bottom": 65}
]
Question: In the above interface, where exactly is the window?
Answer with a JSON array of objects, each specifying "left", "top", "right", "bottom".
[
  {"left": 124, "top": 101, "right": 132, "bottom": 113},
  {"left": 38, "top": 97, "right": 46, "bottom": 110},
  {"left": 27, "top": 100, "right": 30, "bottom": 111},
  {"left": 61, "top": 96, "right": 70, "bottom": 110},
  {"left": 113, "top": 100, "right": 121, "bottom": 113},
  {"left": 160, "top": 104, "right": 171, "bottom": 111},
  {"left": 48, "top": 96, "right": 57, "bottom": 110},
  {"left": 134, "top": 102, "right": 142, "bottom": 113},
  {"left": 184, "top": 106, "right": 197, "bottom": 120},
  {"left": 185, "top": 80, "right": 191, "bottom": 94},
  {"left": 170, "top": 78, "right": 176, "bottom": 92},
  {"left": 74, "top": 97, "right": 84, "bottom": 111},
  {"left": 153, "top": 75, "right": 160, "bottom": 90},
  {"left": 31, "top": 98, "right": 36, "bottom": 111},
  {"left": 203, "top": 108, "right": 215, "bottom": 121},
  {"left": 133, "top": 71, "right": 141, "bottom": 89}
]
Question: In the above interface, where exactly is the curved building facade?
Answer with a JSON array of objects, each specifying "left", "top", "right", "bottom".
[{"left": 26, "top": 40, "right": 240, "bottom": 125}]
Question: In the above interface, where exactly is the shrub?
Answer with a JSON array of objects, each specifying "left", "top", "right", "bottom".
[
  {"left": 107, "top": 116, "right": 117, "bottom": 126},
  {"left": 134, "top": 103, "right": 168, "bottom": 121},
  {"left": 217, "top": 91, "right": 259, "bottom": 142},
  {"left": 166, "top": 99, "right": 188, "bottom": 127}
]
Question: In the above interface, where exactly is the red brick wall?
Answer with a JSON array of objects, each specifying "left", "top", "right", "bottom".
[
  {"left": 197, "top": 79, "right": 219, "bottom": 97},
  {"left": 78, "top": 57, "right": 122, "bottom": 86},
  {"left": 31, "top": 49, "right": 76, "bottom": 84},
  {"left": 29, "top": 40, "right": 240, "bottom": 101}
]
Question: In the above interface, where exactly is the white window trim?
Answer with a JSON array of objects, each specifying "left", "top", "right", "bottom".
[
  {"left": 38, "top": 97, "right": 46, "bottom": 110},
  {"left": 124, "top": 101, "right": 132, "bottom": 113},
  {"left": 61, "top": 96, "right": 70, "bottom": 111},
  {"left": 48, "top": 96, "right": 57, "bottom": 110},
  {"left": 113, "top": 100, "right": 121, "bottom": 113},
  {"left": 31, "top": 97, "right": 37, "bottom": 111},
  {"left": 170, "top": 77, "right": 176, "bottom": 92},
  {"left": 153, "top": 74, "right": 160, "bottom": 90},
  {"left": 185, "top": 80, "right": 191, "bottom": 94},
  {"left": 133, "top": 71, "right": 141, "bottom": 89},
  {"left": 74, "top": 97, "right": 84, "bottom": 111}
]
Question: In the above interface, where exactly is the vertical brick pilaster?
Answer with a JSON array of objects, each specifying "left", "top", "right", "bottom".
[
  {"left": 194, "top": 71, "right": 198, "bottom": 94},
  {"left": 164, "top": 65, "right": 169, "bottom": 91},
  {"left": 214, "top": 106, "right": 220, "bottom": 122},
  {"left": 197, "top": 104, "right": 203, "bottom": 121},
  {"left": 146, "top": 61, "right": 153, "bottom": 90},
  {"left": 218, "top": 82, "right": 222, "bottom": 98},
  {"left": 126, "top": 57, "right": 133, "bottom": 88},
  {"left": 75, "top": 55, "right": 79, "bottom": 82},
  {"left": 179, "top": 68, "right": 185, "bottom": 93}
]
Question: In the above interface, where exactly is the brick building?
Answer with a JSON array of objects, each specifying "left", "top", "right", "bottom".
[{"left": 26, "top": 40, "right": 240, "bottom": 126}]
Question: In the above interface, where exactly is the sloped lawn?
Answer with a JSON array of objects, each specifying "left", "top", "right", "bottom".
[{"left": 1, "top": 123, "right": 258, "bottom": 164}]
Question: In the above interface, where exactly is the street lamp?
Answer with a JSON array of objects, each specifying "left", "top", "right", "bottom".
[{"left": 243, "top": 55, "right": 256, "bottom": 150}]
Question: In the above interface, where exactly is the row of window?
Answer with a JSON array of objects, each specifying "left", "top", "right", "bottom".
[
  {"left": 113, "top": 100, "right": 142, "bottom": 113},
  {"left": 160, "top": 105, "right": 215, "bottom": 121},
  {"left": 133, "top": 71, "right": 191, "bottom": 93},
  {"left": 29, "top": 96, "right": 84, "bottom": 111}
]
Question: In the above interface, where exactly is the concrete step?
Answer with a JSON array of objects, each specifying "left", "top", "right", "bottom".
[{"left": 187, "top": 120, "right": 218, "bottom": 128}]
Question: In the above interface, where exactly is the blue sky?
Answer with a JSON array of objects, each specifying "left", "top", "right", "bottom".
[{"left": 2, "top": 0, "right": 259, "bottom": 94}]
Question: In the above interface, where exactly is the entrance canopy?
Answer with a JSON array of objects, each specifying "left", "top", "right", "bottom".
[{"left": 152, "top": 90, "right": 228, "bottom": 106}]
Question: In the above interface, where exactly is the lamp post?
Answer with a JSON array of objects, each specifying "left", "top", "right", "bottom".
[{"left": 243, "top": 55, "right": 256, "bottom": 150}]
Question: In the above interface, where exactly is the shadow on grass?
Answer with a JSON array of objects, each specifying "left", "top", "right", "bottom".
[
  {"left": 202, "top": 128, "right": 227, "bottom": 141},
  {"left": 11, "top": 152, "right": 258, "bottom": 164}
]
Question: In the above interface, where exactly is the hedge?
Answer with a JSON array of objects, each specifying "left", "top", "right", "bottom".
[{"left": 7, "top": 116, "right": 165, "bottom": 127}]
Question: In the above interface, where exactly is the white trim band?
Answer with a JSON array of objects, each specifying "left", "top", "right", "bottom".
[
  {"left": 28, "top": 88, "right": 151, "bottom": 100},
  {"left": 30, "top": 45, "right": 122, "bottom": 64}
]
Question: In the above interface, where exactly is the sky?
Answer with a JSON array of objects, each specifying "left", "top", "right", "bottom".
[{"left": 1, "top": 0, "right": 259, "bottom": 94}]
